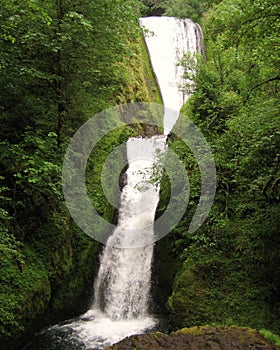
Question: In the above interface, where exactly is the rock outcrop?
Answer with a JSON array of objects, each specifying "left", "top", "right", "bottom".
[{"left": 106, "top": 326, "right": 279, "bottom": 350}]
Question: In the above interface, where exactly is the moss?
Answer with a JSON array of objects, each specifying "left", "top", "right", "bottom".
[
  {"left": 260, "top": 329, "right": 280, "bottom": 348},
  {"left": 151, "top": 231, "right": 181, "bottom": 314},
  {"left": 138, "top": 33, "right": 163, "bottom": 104},
  {"left": 113, "top": 31, "right": 162, "bottom": 106},
  {"left": 167, "top": 249, "right": 278, "bottom": 333},
  {"left": 167, "top": 259, "right": 212, "bottom": 329},
  {"left": 45, "top": 224, "right": 100, "bottom": 321},
  {"left": 173, "top": 325, "right": 257, "bottom": 337},
  {"left": 0, "top": 247, "right": 51, "bottom": 348}
]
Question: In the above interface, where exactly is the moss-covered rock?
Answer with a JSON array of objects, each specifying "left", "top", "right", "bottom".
[
  {"left": 0, "top": 246, "right": 51, "bottom": 349},
  {"left": 167, "top": 216, "right": 280, "bottom": 334},
  {"left": 167, "top": 259, "right": 212, "bottom": 329},
  {"left": 166, "top": 225, "right": 280, "bottom": 333},
  {"left": 151, "top": 232, "right": 181, "bottom": 314},
  {"left": 106, "top": 326, "right": 280, "bottom": 350}
]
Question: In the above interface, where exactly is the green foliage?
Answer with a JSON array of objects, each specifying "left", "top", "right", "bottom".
[
  {"left": 140, "top": 0, "right": 222, "bottom": 19},
  {"left": 152, "top": 0, "right": 222, "bottom": 22},
  {"left": 163, "top": 0, "right": 207, "bottom": 21},
  {"left": 259, "top": 329, "right": 280, "bottom": 347},
  {"left": 164, "top": 0, "right": 280, "bottom": 336},
  {"left": 167, "top": 207, "right": 280, "bottom": 330},
  {"left": 0, "top": 238, "right": 51, "bottom": 338},
  {"left": 139, "top": 0, "right": 166, "bottom": 16},
  {"left": 0, "top": 0, "right": 162, "bottom": 346}
]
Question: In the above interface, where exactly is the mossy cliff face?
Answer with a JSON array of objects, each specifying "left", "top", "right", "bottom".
[
  {"left": 167, "top": 260, "right": 211, "bottom": 329},
  {"left": 106, "top": 326, "right": 279, "bottom": 350},
  {"left": 151, "top": 232, "right": 181, "bottom": 314},
  {"left": 165, "top": 220, "right": 280, "bottom": 334}
]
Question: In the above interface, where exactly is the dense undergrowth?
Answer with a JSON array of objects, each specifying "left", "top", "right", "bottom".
[
  {"left": 0, "top": 0, "right": 161, "bottom": 347},
  {"left": 151, "top": 0, "right": 280, "bottom": 337}
]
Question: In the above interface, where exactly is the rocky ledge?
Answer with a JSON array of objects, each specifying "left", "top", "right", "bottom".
[{"left": 106, "top": 326, "right": 279, "bottom": 350}]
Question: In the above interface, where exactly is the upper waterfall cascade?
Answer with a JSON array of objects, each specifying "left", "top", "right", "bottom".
[{"left": 139, "top": 16, "right": 203, "bottom": 134}]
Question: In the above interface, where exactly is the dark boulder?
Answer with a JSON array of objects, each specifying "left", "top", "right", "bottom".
[{"left": 106, "top": 326, "right": 279, "bottom": 350}]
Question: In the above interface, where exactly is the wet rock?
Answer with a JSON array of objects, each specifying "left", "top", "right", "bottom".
[{"left": 106, "top": 326, "right": 279, "bottom": 350}]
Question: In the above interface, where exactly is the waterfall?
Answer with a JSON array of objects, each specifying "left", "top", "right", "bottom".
[
  {"left": 93, "top": 136, "right": 167, "bottom": 320},
  {"left": 76, "top": 17, "right": 203, "bottom": 347},
  {"left": 26, "top": 16, "right": 203, "bottom": 350},
  {"left": 139, "top": 16, "right": 203, "bottom": 134}
]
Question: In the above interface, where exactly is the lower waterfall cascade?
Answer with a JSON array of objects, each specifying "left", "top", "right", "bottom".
[
  {"left": 24, "top": 16, "right": 203, "bottom": 350},
  {"left": 92, "top": 136, "right": 167, "bottom": 321}
]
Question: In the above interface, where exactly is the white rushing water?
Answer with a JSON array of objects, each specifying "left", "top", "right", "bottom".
[
  {"left": 93, "top": 136, "right": 167, "bottom": 320},
  {"left": 139, "top": 16, "right": 203, "bottom": 134},
  {"left": 27, "top": 17, "right": 203, "bottom": 350},
  {"left": 76, "top": 18, "right": 203, "bottom": 347},
  {"left": 64, "top": 136, "right": 167, "bottom": 348}
]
